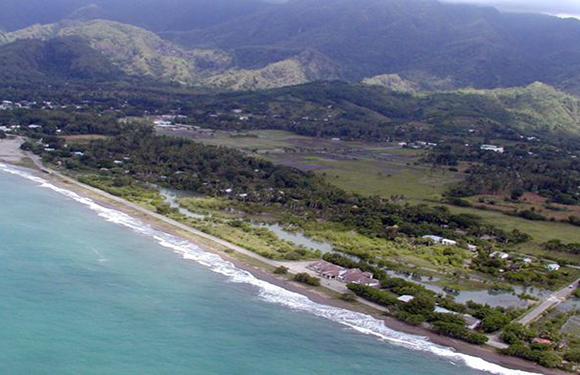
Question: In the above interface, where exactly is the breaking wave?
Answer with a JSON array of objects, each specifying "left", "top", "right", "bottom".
[{"left": 0, "top": 163, "right": 539, "bottom": 375}]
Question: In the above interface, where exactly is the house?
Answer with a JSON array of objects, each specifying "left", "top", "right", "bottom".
[
  {"left": 308, "top": 261, "right": 344, "bottom": 280},
  {"left": 467, "top": 244, "right": 478, "bottom": 252},
  {"left": 481, "top": 144, "right": 505, "bottom": 153},
  {"left": 490, "top": 251, "right": 509, "bottom": 260},
  {"left": 422, "top": 235, "right": 457, "bottom": 246},
  {"left": 434, "top": 306, "right": 453, "bottom": 314},
  {"left": 339, "top": 268, "right": 380, "bottom": 287},
  {"left": 545, "top": 263, "right": 561, "bottom": 271},
  {"left": 463, "top": 314, "right": 481, "bottom": 330},
  {"left": 397, "top": 295, "right": 415, "bottom": 303},
  {"left": 532, "top": 338, "right": 554, "bottom": 345}
]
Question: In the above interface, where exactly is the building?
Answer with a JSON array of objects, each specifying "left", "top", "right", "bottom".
[
  {"left": 545, "top": 263, "right": 561, "bottom": 271},
  {"left": 397, "top": 295, "right": 415, "bottom": 303},
  {"left": 422, "top": 235, "right": 458, "bottom": 246},
  {"left": 490, "top": 251, "right": 509, "bottom": 260},
  {"left": 463, "top": 315, "right": 481, "bottom": 330},
  {"left": 532, "top": 338, "right": 554, "bottom": 345},
  {"left": 338, "top": 268, "right": 380, "bottom": 287},
  {"left": 307, "top": 261, "right": 344, "bottom": 280},
  {"left": 481, "top": 144, "right": 505, "bottom": 153},
  {"left": 308, "top": 261, "right": 380, "bottom": 286}
]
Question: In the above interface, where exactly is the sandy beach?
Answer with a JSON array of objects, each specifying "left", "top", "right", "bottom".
[{"left": 0, "top": 138, "right": 567, "bottom": 375}]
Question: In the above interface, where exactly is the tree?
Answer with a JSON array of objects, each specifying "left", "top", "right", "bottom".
[
  {"left": 480, "top": 311, "right": 511, "bottom": 333},
  {"left": 511, "top": 188, "right": 524, "bottom": 200}
]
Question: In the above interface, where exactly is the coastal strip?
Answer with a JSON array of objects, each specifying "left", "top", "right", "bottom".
[{"left": 0, "top": 159, "right": 561, "bottom": 375}]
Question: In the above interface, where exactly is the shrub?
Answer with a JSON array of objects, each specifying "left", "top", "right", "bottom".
[
  {"left": 293, "top": 273, "right": 320, "bottom": 286},
  {"left": 273, "top": 266, "right": 289, "bottom": 275},
  {"left": 339, "top": 292, "right": 357, "bottom": 302}
]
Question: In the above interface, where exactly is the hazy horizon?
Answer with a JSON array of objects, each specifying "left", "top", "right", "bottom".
[{"left": 440, "top": 0, "right": 580, "bottom": 19}]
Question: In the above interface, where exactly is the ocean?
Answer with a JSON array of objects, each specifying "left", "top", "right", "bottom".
[{"left": 0, "top": 164, "right": 537, "bottom": 375}]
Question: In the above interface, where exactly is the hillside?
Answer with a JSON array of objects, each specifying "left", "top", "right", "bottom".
[
  {"left": 3, "top": 20, "right": 233, "bottom": 85},
  {"left": 200, "top": 50, "right": 342, "bottom": 90},
  {"left": 462, "top": 83, "right": 580, "bottom": 135},
  {"left": 163, "top": 0, "right": 580, "bottom": 94},
  {"left": 0, "top": 36, "right": 124, "bottom": 83},
  {"left": 185, "top": 81, "right": 580, "bottom": 141},
  {"left": 0, "top": 19, "right": 341, "bottom": 89}
]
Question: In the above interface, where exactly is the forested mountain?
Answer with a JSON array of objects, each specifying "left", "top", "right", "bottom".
[
  {"left": 0, "top": 36, "right": 123, "bottom": 83},
  {"left": 1, "top": 0, "right": 580, "bottom": 93},
  {"left": 164, "top": 0, "right": 580, "bottom": 93},
  {"left": 2, "top": 20, "right": 232, "bottom": 85}
]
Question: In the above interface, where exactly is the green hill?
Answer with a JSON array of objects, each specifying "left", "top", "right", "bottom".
[
  {"left": 4, "top": 20, "right": 233, "bottom": 84},
  {"left": 192, "top": 81, "right": 580, "bottom": 140},
  {"left": 163, "top": 0, "right": 580, "bottom": 95},
  {"left": 461, "top": 83, "right": 580, "bottom": 135},
  {"left": 0, "top": 36, "right": 124, "bottom": 83}
]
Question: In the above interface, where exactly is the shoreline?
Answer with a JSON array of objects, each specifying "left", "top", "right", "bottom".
[{"left": 0, "top": 152, "right": 565, "bottom": 374}]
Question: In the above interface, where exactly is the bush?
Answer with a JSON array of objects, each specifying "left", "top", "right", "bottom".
[
  {"left": 564, "top": 349, "right": 580, "bottom": 363},
  {"left": 347, "top": 283, "right": 397, "bottom": 307},
  {"left": 273, "top": 266, "right": 289, "bottom": 275},
  {"left": 431, "top": 321, "right": 488, "bottom": 345},
  {"left": 339, "top": 292, "right": 357, "bottom": 302},
  {"left": 293, "top": 273, "right": 320, "bottom": 286}
]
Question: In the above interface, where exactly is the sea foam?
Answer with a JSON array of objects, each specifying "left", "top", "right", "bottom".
[{"left": 0, "top": 163, "right": 539, "bottom": 375}]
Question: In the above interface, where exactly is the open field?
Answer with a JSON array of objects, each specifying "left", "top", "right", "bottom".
[{"left": 161, "top": 128, "right": 460, "bottom": 201}]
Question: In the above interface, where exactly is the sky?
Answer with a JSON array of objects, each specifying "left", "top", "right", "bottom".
[{"left": 441, "top": 0, "right": 580, "bottom": 19}]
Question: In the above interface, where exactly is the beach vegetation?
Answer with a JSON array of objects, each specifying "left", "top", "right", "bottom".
[
  {"left": 273, "top": 266, "right": 289, "bottom": 275},
  {"left": 293, "top": 273, "right": 321, "bottom": 286}
]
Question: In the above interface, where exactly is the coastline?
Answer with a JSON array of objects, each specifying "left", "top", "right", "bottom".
[{"left": 0, "top": 151, "right": 565, "bottom": 374}]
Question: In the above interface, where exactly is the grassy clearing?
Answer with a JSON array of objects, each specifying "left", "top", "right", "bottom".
[
  {"left": 61, "top": 135, "right": 108, "bottom": 145},
  {"left": 317, "top": 159, "right": 459, "bottom": 201}
]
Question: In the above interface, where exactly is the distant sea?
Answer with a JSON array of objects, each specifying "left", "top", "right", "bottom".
[{"left": 0, "top": 164, "right": 535, "bottom": 375}]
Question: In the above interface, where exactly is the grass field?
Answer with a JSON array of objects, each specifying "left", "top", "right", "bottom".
[
  {"left": 316, "top": 159, "right": 459, "bottom": 201},
  {"left": 172, "top": 128, "right": 459, "bottom": 201}
]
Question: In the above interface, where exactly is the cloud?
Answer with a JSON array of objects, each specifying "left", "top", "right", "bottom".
[{"left": 441, "top": 0, "right": 580, "bottom": 19}]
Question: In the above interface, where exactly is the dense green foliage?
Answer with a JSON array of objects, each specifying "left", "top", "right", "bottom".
[
  {"left": 163, "top": 0, "right": 580, "bottom": 92},
  {"left": 0, "top": 36, "right": 124, "bottom": 83},
  {"left": 346, "top": 284, "right": 397, "bottom": 307},
  {"left": 431, "top": 321, "right": 488, "bottom": 345},
  {"left": 433, "top": 140, "right": 580, "bottom": 206},
  {"left": 293, "top": 272, "right": 320, "bottom": 286},
  {"left": 543, "top": 240, "right": 580, "bottom": 255}
]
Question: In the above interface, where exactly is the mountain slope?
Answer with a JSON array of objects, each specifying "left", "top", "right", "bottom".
[
  {"left": 468, "top": 83, "right": 580, "bottom": 134},
  {"left": 5, "top": 20, "right": 232, "bottom": 84},
  {"left": 201, "top": 50, "right": 342, "bottom": 90},
  {"left": 0, "top": 36, "right": 124, "bottom": 83},
  {"left": 164, "top": 0, "right": 580, "bottom": 94}
]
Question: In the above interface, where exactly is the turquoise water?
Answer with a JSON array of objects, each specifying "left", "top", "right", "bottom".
[{"left": 0, "top": 165, "right": 534, "bottom": 375}]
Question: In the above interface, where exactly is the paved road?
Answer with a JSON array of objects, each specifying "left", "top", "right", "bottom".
[{"left": 517, "top": 278, "right": 580, "bottom": 326}]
